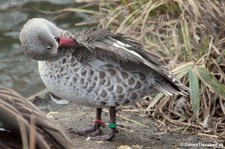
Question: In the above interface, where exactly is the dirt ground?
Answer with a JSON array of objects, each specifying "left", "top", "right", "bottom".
[{"left": 32, "top": 92, "right": 224, "bottom": 149}]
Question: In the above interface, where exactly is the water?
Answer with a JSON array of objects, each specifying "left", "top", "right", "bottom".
[{"left": 0, "top": 0, "right": 89, "bottom": 97}]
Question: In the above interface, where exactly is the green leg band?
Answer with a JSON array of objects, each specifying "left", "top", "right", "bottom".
[{"left": 108, "top": 123, "right": 117, "bottom": 129}]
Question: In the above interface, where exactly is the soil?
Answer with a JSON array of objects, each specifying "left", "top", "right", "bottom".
[{"left": 32, "top": 92, "right": 224, "bottom": 149}]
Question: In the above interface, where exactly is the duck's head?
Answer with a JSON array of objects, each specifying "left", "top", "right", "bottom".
[{"left": 20, "top": 18, "right": 77, "bottom": 61}]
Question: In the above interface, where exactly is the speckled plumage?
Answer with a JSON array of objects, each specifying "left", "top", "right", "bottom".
[
  {"left": 21, "top": 18, "right": 189, "bottom": 108},
  {"left": 38, "top": 50, "right": 157, "bottom": 107}
]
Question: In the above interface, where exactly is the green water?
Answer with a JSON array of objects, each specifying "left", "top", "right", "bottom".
[{"left": 0, "top": 0, "right": 88, "bottom": 97}]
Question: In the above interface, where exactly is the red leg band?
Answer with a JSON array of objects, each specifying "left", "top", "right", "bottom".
[{"left": 93, "top": 119, "right": 105, "bottom": 127}]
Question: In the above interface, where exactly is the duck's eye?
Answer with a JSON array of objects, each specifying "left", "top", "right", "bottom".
[{"left": 46, "top": 45, "right": 52, "bottom": 50}]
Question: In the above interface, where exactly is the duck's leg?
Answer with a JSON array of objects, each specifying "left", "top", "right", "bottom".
[
  {"left": 69, "top": 108, "right": 103, "bottom": 136},
  {"left": 89, "top": 108, "right": 104, "bottom": 136},
  {"left": 90, "top": 106, "right": 118, "bottom": 141}
]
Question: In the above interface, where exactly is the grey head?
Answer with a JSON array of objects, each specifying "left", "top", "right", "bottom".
[{"left": 20, "top": 18, "right": 63, "bottom": 60}]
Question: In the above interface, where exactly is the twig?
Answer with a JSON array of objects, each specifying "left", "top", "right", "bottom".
[{"left": 197, "top": 133, "right": 219, "bottom": 138}]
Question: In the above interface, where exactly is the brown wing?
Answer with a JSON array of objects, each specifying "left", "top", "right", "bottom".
[
  {"left": 71, "top": 28, "right": 156, "bottom": 63},
  {"left": 71, "top": 28, "right": 189, "bottom": 95},
  {"left": 0, "top": 86, "right": 73, "bottom": 149}
]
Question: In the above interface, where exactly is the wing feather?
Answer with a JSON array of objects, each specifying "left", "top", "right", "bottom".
[{"left": 71, "top": 28, "right": 189, "bottom": 95}]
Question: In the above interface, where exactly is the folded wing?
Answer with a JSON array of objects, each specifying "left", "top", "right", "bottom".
[{"left": 71, "top": 28, "right": 189, "bottom": 95}]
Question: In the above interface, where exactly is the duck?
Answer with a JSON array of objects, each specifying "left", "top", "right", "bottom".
[
  {"left": 19, "top": 18, "right": 189, "bottom": 141},
  {"left": 0, "top": 86, "right": 74, "bottom": 149}
]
